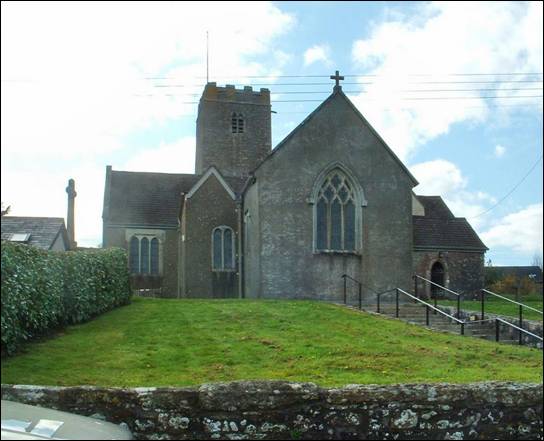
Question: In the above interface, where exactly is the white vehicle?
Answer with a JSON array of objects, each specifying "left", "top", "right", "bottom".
[{"left": 1, "top": 400, "right": 132, "bottom": 440}]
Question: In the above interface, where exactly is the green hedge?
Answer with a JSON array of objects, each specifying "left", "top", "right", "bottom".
[{"left": 1, "top": 242, "right": 131, "bottom": 355}]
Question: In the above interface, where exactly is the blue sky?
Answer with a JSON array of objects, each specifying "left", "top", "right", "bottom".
[{"left": 1, "top": 1, "right": 542, "bottom": 266}]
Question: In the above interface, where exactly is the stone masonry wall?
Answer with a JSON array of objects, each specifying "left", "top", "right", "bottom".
[
  {"left": 183, "top": 174, "right": 239, "bottom": 298},
  {"left": 413, "top": 250, "right": 485, "bottom": 299},
  {"left": 2, "top": 381, "right": 542, "bottom": 440},
  {"left": 246, "top": 92, "right": 415, "bottom": 301},
  {"left": 195, "top": 84, "right": 271, "bottom": 178}
]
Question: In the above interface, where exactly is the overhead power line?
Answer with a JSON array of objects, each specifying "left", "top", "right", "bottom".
[
  {"left": 138, "top": 87, "right": 543, "bottom": 97},
  {"left": 269, "top": 95, "right": 543, "bottom": 103},
  {"left": 154, "top": 80, "right": 543, "bottom": 88},
  {"left": 150, "top": 72, "right": 544, "bottom": 80},
  {"left": 133, "top": 95, "right": 543, "bottom": 103},
  {"left": 162, "top": 102, "right": 543, "bottom": 117},
  {"left": 469, "top": 154, "right": 544, "bottom": 219}
]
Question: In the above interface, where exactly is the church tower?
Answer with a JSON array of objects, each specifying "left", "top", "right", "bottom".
[{"left": 195, "top": 83, "right": 272, "bottom": 178}]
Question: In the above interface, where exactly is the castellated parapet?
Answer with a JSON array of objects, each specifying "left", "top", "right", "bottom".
[{"left": 195, "top": 83, "right": 272, "bottom": 177}]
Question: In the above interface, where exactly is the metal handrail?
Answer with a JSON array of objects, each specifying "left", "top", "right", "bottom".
[
  {"left": 341, "top": 274, "right": 394, "bottom": 310},
  {"left": 495, "top": 317, "right": 543, "bottom": 345},
  {"left": 495, "top": 318, "right": 543, "bottom": 340},
  {"left": 414, "top": 275, "right": 461, "bottom": 297},
  {"left": 482, "top": 289, "right": 543, "bottom": 314},
  {"left": 413, "top": 274, "right": 462, "bottom": 318},
  {"left": 377, "top": 288, "right": 466, "bottom": 335},
  {"left": 341, "top": 274, "right": 362, "bottom": 310},
  {"left": 342, "top": 274, "right": 361, "bottom": 285},
  {"left": 395, "top": 288, "right": 465, "bottom": 325}
]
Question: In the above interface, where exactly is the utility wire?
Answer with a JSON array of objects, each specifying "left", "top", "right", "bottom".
[
  {"left": 154, "top": 80, "right": 543, "bottom": 88},
  {"left": 133, "top": 95, "right": 543, "bottom": 103},
  {"left": 136, "top": 87, "right": 543, "bottom": 97},
  {"left": 150, "top": 72, "right": 544, "bottom": 79},
  {"left": 469, "top": 154, "right": 544, "bottom": 219},
  {"left": 164, "top": 102, "right": 543, "bottom": 117},
  {"left": 275, "top": 103, "right": 544, "bottom": 113},
  {"left": 268, "top": 96, "right": 543, "bottom": 103}
]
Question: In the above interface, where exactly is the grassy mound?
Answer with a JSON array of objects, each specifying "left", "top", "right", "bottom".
[{"left": 1, "top": 297, "right": 542, "bottom": 387}]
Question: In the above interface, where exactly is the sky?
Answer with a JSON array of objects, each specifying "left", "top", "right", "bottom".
[{"left": 1, "top": 1, "right": 542, "bottom": 266}]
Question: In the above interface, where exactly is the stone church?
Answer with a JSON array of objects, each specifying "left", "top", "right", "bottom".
[{"left": 102, "top": 73, "right": 487, "bottom": 300}]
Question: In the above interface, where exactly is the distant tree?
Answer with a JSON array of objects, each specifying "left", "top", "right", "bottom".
[
  {"left": 489, "top": 274, "right": 538, "bottom": 297},
  {"left": 485, "top": 266, "right": 500, "bottom": 286},
  {"left": 532, "top": 252, "right": 543, "bottom": 272},
  {"left": 486, "top": 258, "right": 493, "bottom": 267},
  {"left": 1, "top": 202, "right": 10, "bottom": 216}
]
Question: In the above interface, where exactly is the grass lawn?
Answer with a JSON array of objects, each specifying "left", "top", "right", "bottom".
[
  {"left": 1, "top": 297, "right": 542, "bottom": 387},
  {"left": 438, "top": 294, "right": 543, "bottom": 321}
]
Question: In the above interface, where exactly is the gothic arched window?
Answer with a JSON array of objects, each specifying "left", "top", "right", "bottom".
[
  {"left": 212, "top": 226, "right": 235, "bottom": 271},
  {"left": 140, "top": 237, "right": 149, "bottom": 274},
  {"left": 312, "top": 167, "right": 365, "bottom": 253},
  {"left": 128, "top": 234, "right": 162, "bottom": 275},
  {"left": 129, "top": 236, "right": 140, "bottom": 273},
  {"left": 150, "top": 238, "right": 159, "bottom": 275},
  {"left": 231, "top": 112, "right": 244, "bottom": 133}
]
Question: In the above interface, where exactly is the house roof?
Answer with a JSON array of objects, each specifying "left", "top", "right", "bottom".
[
  {"left": 413, "top": 195, "right": 488, "bottom": 251},
  {"left": 416, "top": 196, "right": 455, "bottom": 219},
  {"left": 486, "top": 266, "right": 543, "bottom": 283},
  {"left": 250, "top": 88, "right": 419, "bottom": 186},
  {"left": 105, "top": 169, "right": 246, "bottom": 227},
  {"left": 1, "top": 216, "right": 69, "bottom": 250}
]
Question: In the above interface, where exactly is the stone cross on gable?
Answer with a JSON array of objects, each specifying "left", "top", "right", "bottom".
[{"left": 330, "top": 70, "right": 344, "bottom": 91}]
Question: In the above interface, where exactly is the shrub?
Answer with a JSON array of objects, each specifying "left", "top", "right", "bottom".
[
  {"left": 1, "top": 242, "right": 131, "bottom": 355},
  {"left": 488, "top": 275, "right": 540, "bottom": 297}
]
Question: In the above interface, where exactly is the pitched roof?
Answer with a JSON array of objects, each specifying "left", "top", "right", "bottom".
[
  {"left": 413, "top": 195, "right": 487, "bottom": 251},
  {"left": 105, "top": 169, "right": 246, "bottom": 227},
  {"left": 416, "top": 196, "right": 455, "bottom": 219},
  {"left": 486, "top": 266, "right": 543, "bottom": 283},
  {"left": 1, "top": 216, "right": 68, "bottom": 250},
  {"left": 186, "top": 167, "right": 236, "bottom": 200},
  {"left": 250, "top": 88, "right": 418, "bottom": 186}
]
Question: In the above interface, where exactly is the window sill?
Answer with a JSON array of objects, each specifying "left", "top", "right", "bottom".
[
  {"left": 212, "top": 269, "right": 237, "bottom": 273},
  {"left": 314, "top": 250, "right": 361, "bottom": 257}
]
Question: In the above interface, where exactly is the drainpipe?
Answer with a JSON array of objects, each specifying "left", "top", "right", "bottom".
[
  {"left": 237, "top": 198, "right": 244, "bottom": 299},
  {"left": 237, "top": 173, "right": 257, "bottom": 299}
]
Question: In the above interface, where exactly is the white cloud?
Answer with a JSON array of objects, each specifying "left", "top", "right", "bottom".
[
  {"left": 411, "top": 159, "right": 466, "bottom": 196},
  {"left": 1, "top": 2, "right": 294, "bottom": 158},
  {"left": 303, "top": 44, "right": 332, "bottom": 67},
  {"left": 1, "top": 2, "right": 294, "bottom": 246},
  {"left": 494, "top": 144, "right": 506, "bottom": 158},
  {"left": 350, "top": 1, "right": 543, "bottom": 161},
  {"left": 410, "top": 159, "right": 496, "bottom": 229},
  {"left": 121, "top": 137, "right": 196, "bottom": 174},
  {"left": 481, "top": 203, "right": 543, "bottom": 254}
]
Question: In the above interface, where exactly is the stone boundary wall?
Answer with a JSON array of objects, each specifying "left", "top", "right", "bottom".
[{"left": 1, "top": 381, "right": 542, "bottom": 440}]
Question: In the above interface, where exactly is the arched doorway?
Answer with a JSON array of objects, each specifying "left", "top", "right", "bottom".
[{"left": 430, "top": 261, "right": 445, "bottom": 298}]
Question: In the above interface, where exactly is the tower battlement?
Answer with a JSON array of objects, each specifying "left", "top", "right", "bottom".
[
  {"left": 201, "top": 82, "right": 270, "bottom": 105},
  {"left": 195, "top": 82, "right": 272, "bottom": 177}
]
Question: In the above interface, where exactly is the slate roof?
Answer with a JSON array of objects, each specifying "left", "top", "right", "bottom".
[
  {"left": 413, "top": 195, "right": 488, "bottom": 251},
  {"left": 105, "top": 169, "right": 247, "bottom": 226},
  {"left": 1, "top": 216, "right": 69, "bottom": 250},
  {"left": 486, "top": 266, "right": 543, "bottom": 283},
  {"left": 416, "top": 196, "right": 455, "bottom": 219}
]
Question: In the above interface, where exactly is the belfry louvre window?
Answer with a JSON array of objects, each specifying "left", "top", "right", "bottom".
[
  {"left": 129, "top": 236, "right": 160, "bottom": 275},
  {"left": 212, "top": 226, "right": 235, "bottom": 271},
  {"left": 231, "top": 113, "right": 244, "bottom": 133},
  {"left": 316, "top": 171, "right": 356, "bottom": 251}
]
